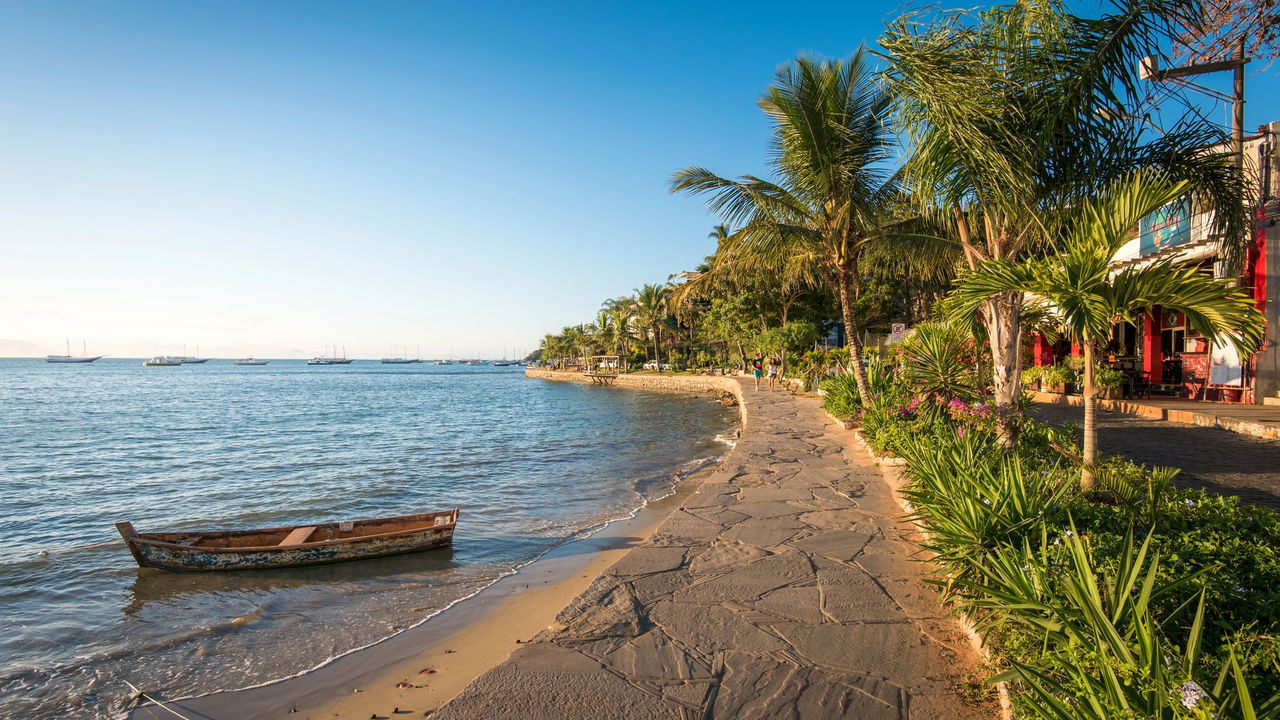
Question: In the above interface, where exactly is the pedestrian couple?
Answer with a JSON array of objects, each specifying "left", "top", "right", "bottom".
[{"left": 750, "top": 354, "right": 778, "bottom": 391}]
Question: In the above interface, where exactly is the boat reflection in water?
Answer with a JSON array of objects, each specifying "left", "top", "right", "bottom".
[{"left": 121, "top": 541, "right": 461, "bottom": 617}]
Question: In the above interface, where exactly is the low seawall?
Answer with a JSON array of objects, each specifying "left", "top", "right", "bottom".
[{"left": 525, "top": 368, "right": 744, "bottom": 413}]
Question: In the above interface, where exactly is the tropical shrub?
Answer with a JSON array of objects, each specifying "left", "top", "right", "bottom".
[
  {"left": 820, "top": 373, "right": 861, "bottom": 421},
  {"left": 899, "top": 321, "right": 983, "bottom": 400},
  {"left": 859, "top": 368, "right": 1280, "bottom": 716},
  {"left": 797, "top": 347, "right": 851, "bottom": 391}
]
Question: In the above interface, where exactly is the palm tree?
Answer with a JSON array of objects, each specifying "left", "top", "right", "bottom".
[
  {"left": 600, "top": 297, "right": 639, "bottom": 369},
  {"left": 633, "top": 283, "right": 672, "bottom": 366},
  {"left": 881, "top": 0, "right": 1250, "bottom": 444},
  {"left": 946, "top": 171, "right": 1264, "bottom": 489},
  {"left": 672, "top": 49, "right": 902, "bottom": 403}
]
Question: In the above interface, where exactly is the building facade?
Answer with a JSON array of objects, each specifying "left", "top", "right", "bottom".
[{"left": 1033, "top": 121, "right": 1280, "bottom": 403}]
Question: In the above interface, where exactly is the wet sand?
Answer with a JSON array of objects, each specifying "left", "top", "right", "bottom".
[{"left": 130, "top": 464, "right": 720, "bottom": 720}]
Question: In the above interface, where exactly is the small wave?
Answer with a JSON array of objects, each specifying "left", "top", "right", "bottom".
[{"left": 713, "top": 431, "right": 739, "bottom": 447}]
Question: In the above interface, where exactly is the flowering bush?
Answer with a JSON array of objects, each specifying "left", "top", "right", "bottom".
[{"left": 797, "top": 347, "right": 851, "bottom": 391}]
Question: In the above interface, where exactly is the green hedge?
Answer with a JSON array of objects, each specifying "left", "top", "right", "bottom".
[{"left": 860, "top": 389, "right": 1280, "bottom": 718}]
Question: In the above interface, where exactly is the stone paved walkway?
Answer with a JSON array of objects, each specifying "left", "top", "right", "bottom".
[
  {"left": 1031, "top": 403, "right": 1280, "bottom": 508},
  {"left": 434, "top": 382, "right": 994, "bottom": 720}
]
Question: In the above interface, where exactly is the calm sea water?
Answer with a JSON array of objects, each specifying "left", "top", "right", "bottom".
[{"left": 0, "top": 359, "right": 736, "bottom": 719}]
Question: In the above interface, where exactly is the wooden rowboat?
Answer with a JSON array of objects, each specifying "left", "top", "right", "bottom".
[{"left": 115, "top": 509, "right": 459, "bottom": 571}]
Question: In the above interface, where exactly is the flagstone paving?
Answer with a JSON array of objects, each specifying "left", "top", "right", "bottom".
[
  {"left": 1031, "top": 402, "right": 1280, "bottom": 508},
  {"left": 433, "top": 383, "right": 995, "bottom": 720}
]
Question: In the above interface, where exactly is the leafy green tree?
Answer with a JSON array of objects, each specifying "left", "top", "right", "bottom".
[
  {"left": 946, "top": 171, "right": 1263, "bottom": 489},
  {"left": 701, "top": 294, "right": 760, "bottom": 366},
  {"left": 755, "top": 321, "right": 821, "bottom": 376}
]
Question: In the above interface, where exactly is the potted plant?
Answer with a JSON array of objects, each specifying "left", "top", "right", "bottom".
[
  {"left": 1043, "top": 364, "right": 1073, "bottom": 394},
  {"left": 1021, "top": 365, "right": 1045, "bottom": 391},
  {"left": 1095, "top": 366, "right": 1127, "bottom": 400},
  {"left": 1064, "top": 356, "right": 1086, "bottom": 394}
]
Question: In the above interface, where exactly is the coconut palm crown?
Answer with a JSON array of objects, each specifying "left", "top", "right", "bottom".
[{"left": 671, "top": 48, "right": 902, "bottom": 402}]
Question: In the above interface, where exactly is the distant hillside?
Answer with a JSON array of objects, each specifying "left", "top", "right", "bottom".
[{"left": 0, "top": 339, "right": 52, "bottom": 357}]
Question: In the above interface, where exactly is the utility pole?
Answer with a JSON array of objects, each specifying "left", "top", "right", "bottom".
[
  {"left": 1141, "top": 49, "right": 1247, "bottom": 171},
  {"left": 1234, "top": 36, "right": 1246, "bottom": 176},
  {"left": 1142, "top": 45, "right": 1263, "bottom": 396}
]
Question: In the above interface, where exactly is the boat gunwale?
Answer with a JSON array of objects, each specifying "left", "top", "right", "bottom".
[{"left": 125, "top": 510, "right": 458, "bottom": 553}]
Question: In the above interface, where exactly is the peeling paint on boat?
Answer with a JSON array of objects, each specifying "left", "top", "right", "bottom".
[{"left": 116, "top": 510, "right": 458, "bottom": 571}]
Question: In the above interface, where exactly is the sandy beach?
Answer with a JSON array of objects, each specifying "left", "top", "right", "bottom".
[
  {"left": 302, "top": 468, "right": 717, "bottom": 720},
  {"left": 136, "top": 459, "right": 725, "bottom": 720}
]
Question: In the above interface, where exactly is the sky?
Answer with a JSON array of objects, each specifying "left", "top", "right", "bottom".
[{"left": 0, "top": 1, "right": 1275, "bottom": 359}]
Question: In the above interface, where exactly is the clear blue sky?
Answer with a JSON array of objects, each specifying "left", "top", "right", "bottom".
[{"left": 1, "top": 0, "right": 1274, "bottom": 358}]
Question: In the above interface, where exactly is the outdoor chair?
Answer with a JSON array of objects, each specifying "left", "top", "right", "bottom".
[{"left": 1128, "top": 371, "right": 1151, "bottom": 400}]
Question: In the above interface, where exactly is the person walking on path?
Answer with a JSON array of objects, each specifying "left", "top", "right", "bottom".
[
  {"left": 751, "top": 354, "right": 764, "bottom": 390},
  {"left": 767, "top": 358, "right": 779, "bottom": 391}
]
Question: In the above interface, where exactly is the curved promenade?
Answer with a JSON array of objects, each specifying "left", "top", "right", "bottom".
[{"left": 435, "top": 374, "right": 994, "bottom": 719}]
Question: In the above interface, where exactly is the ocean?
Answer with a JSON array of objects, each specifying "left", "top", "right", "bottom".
[{"left": 0, "top": 359, "right": 737, "bottom": 719}]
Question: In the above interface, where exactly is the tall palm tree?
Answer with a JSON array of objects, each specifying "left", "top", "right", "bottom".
[
  {"left": 633, "top": 283, "right": 672, "bottom": 366},
  {"left": 602, "top": 296, "right": 638, "bottom": 369},
  {"left": 947, "top": 170, "right": 1264, "bottom": 489},
  {"left": 672, "top": 49, "right": 902, "bottom": 403},
  {"left": 881, "top": 0, "right": 1250, "bottom": 444}
]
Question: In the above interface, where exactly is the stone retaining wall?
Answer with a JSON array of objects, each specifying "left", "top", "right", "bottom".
[
  {"left": 1032, "top": 390, "right": 1280, "bottom": 440},
  {"left": 524, "top": 369, "right": 745, "bottom": 415}
]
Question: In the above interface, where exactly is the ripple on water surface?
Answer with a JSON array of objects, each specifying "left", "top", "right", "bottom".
[{"left": 0, "top": 360, "right": 737, "bottom": 719}]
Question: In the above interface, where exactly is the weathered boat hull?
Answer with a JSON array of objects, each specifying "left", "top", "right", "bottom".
[{"left": 116, "top": 510, "right": 458, "bottom": 572}]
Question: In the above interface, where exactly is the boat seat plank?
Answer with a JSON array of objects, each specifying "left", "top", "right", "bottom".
[
  {"left": 176, "top": 535, "right": 202, "bottom": 546},
  {"left": 279, "top": 526, "right": 318, "bottom": 546}
]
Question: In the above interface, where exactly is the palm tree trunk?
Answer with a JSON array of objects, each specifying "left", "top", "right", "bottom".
[
  {"left": 652, "top": 327, "right": 661, "bottom": 367},
  {"left": 835, "top": 268, "right": 873, "bottom": 405},
  {"left": 983, "top": 290, "right": 1024, "bottom": 448},
  {"left": 1081, "top": 342, "right": 1098, "bottom": 491}
]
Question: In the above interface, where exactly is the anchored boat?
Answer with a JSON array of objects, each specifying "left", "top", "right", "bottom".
[
  {"left": 115, "top": 509, "right": 459, "bottom": 571},
  {"left": 46, "top": 338, "right": 104, "bottom": 364}
]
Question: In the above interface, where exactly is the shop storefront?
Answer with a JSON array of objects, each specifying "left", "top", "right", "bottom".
[{"left": 1031, "top": 122, "right": 1278, "bottom": 404}]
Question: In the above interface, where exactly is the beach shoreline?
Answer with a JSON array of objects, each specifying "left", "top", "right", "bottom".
[
  {"left": 299, "top": 464, "right": 720, "bottom": 720},
  {"left": 130, "top": 374, "right": 743, "bottom": 720}
]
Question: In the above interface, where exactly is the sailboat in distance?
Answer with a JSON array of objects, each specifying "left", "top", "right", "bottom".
[
  {"left": 381, "top": 345, "right": 415, "bottom": 364},
  {"left": 309, "top": 345, "right": 353, "bottom": 365},
  {"left": 179, "top": 344, "right": 209, "bottom": 364},
  {"left": 46, "top": 338, "right": 104, "bottom": 364}
]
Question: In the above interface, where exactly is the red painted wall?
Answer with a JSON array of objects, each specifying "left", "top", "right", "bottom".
[{"left": 1143, "top": 311, "right": 1162, "bottom": 383}]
